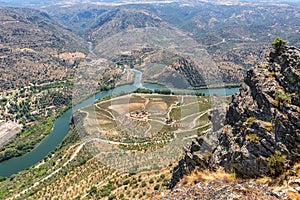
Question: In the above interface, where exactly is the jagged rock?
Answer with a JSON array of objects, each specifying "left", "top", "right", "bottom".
[
  {"left": 208, "top": 103, "right": 227, "bottom": 131},
  {"left": 154, "top": 180, "right": 278, "bottom": 200},
  {"left": 169, "top": 45, "right": 300, "bottom": 188}
]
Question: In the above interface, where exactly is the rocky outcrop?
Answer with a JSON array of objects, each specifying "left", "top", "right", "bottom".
[
  {"left": 169, "top": 45, "right": 300, "bottom": 188},
  {"left": 154, "top": 179, "right": 278, "bottom": 200}
]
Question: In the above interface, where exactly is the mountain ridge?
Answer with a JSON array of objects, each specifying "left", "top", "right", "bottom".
[
  {"left": 168, "top": 43, "right": 300, "bottom": 199},
  {"left": 0, "top": 7, "right": 88, "bottom": 90}
]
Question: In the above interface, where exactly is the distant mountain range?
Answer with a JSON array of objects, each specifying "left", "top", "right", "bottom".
[
  {"left": 1, "top": 1, "right": 300, "bottom": 89},
  {"left": 46, "top": 1, "right": 300, "bottom": 84},
  {"left": 1, "top": 0, "right": 300, "bottom": 7},
  {"left": 0, "top": 7, "right": 88, "bottom": 90}
]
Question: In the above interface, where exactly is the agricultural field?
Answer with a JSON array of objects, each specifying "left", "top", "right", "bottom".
[
  {"left": 79, "top": 93, "right": 212, "bottom": 161},
  {"left": 0, "top": 93, "right": 227, "bottom": 199}
]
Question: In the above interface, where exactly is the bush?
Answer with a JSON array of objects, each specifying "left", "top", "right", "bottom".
[
  {"left": 154, "top": 184, "right": 160, "bottom": 190},
  {"left": 268, "top": 151, "right": 287, "bottom": 176},
  {"left": 160, "top": 174, "right": 166, "bottom": 179},
  {"left": 88, "top": 186, "right": 97, "bottom": 196},
  {"left": 108, "top": 194, "right": 116, "bottom": 200},
  {"left": 0, "top": 176, "right": 6, "bottom": 182},
  {"left": 246, "top": 117, "right": 257, "bottom": 123},
  {"left": 275, "top": 90, "right": 292, "bottom": 105},
  {"left": 246, "top": 134, "right": 260, "bottom": 142},
  {"left": 272, "top": 37, "right": 287, "bottom": 52},
  {"left": 99, "top": 182, "right": 115, "bottom": 197},
  {"left": 123, "top": 179, "right": 130, "bottom": 185},
  {"left": 264, "top": 122, "right": 274, "bottom": 132},
  {"left": 141, "top": 181, "right": 147, "bottom": 187},
  {"left": 162, "top": 179, "right": 169, "bottom": 187}
]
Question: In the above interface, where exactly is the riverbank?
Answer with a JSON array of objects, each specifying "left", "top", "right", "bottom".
[{"left": 0, "top": 68, "right": 239, "bottom": 177}]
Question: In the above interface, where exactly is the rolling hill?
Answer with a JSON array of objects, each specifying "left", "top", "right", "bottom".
[{"left": 0, "top": 7, "right": 88, "bottom": 90}]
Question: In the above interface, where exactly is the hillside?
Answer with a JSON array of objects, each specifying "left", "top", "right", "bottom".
[
  {"left": 0, "top": 2, "right": 299, "bottom": 200},
  {"left": 168, "top": 43, "right": 300, "bottom": 199},
  {"left": 0, "top": 7, "right": 88, "bottom": 90},
  {"left": 86, "top": 8, "right": 170, "bottom": 43},
  {"left": 45, "top": 1, "right": 300, "bottom": 85}
]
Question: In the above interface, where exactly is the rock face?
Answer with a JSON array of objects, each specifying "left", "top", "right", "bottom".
[
  {"left": 169, "top": 45, "right": 300, "bottom": 187},
  {"left": 153, "top": 179, "right": 278, "bottom": 200}
]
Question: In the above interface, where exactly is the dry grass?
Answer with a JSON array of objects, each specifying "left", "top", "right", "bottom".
[
  {"left": 182, "top": 169, "right": 237, "bottom": 186},
  {"left": 58, "top": 52, "right": 86, "bottom": 60},
  {"left": 288, "top": 191, "right": 300, "bottom": 200},
  {"left": 256, "top": 162, "right": 300, "bottom": 200}
]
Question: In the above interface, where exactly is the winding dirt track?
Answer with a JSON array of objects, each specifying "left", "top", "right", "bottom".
[{"left": 12, "top": 97, "right": 210, "bottom": 199}]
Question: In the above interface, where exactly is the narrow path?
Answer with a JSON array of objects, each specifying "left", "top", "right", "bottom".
[
  {"left": 179, "top": 111, "right": 203, "bottom": 121},
  {"left": 12, "top": 97, "right": 211, "bottom": 199},
  {"left": 95, "top": 104, "right": 115, "bottom": 120},
  {"left": 166, "top": 103, "right": 176, "bottom": 119},
  {"left": 190, "top": 111, "right": 208, "bottom": 129},
  {"left": 173, "top": 122, "right": 211, "bottom": 137},
  {"left": 11, "top": 142, "right": 85, "bottom": 199}
]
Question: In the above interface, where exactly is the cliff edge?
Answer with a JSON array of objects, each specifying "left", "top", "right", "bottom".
[{"left": 169, "top": 44, "right": 300, "bottom": 191}]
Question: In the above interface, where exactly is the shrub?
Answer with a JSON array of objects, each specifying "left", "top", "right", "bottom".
[
  {"left": 246, "top": 117, "right": 257, "bottom": 123},
  {"left": 246, "top": 134, "right": 260, "bottom": 142},
  {"left": 108, "top": 194, "right": 116, "bottom": 200},
  {"left": 149, "top": 178, "right": 154, "bottom": 184},
  {"left": 275, "top": 90, "right": 292, "bottom": 105},
  {"left": 138, "top": 176, "right": 142, "bottom": 182},
  {"left": 0, "top": 176, "right": 7, "bottom": 182},
  {"left": 162, "top": 179, "right": 169, "bottom": 187},
  {"left": 154, "top": 184, "right": 160, "bottom": 190},
  {"left": 268, "top": 151, "right": 287, "bottom": 176},
  {"left": 123, "top": 179, "right": 130, "bottom": 185},
  {"left": 272, "top": 37, "right": 287, "bottom": 52},
  {"left": 264, "top": 122, "right": 274, "bottom": 132},
  {"left": 99, "top": 182, "right": 115, "bottom": 197},
  {"left": 88, "top": 186, "right": 97, "bottom": 196},
  {"left": 141, "top": 181, "right": 147, "bottom": 187},
  {"left": 160, "top": 174, "right": 166, "bottom": 179}
]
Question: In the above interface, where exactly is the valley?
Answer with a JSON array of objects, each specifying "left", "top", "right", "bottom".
[{"left": 0, "top": 1, "right": 299, "bottom": 200}]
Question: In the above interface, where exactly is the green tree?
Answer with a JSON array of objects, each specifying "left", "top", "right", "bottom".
[
  {"left": 88, "top": 186, "right": 97, "bottom": 196},
  {"left": 272, "top": 37, "right": 287, "bottom": 53}
]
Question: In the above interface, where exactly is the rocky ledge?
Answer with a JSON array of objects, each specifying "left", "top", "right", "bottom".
[
  {"left": 168, "top": 45, "right": 300, "bottom": 196},
  {"left": 153, "top": 179, "right": 278, "bottom": 200}
]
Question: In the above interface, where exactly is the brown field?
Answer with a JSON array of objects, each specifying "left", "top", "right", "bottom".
[
  {"left": 82, "top": 94, "right": 211, "bottom": 147},
  {"left": 58, "top": 52, "right": 86, "bottom": 60}
]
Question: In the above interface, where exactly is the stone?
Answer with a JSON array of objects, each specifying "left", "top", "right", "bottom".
[{"left": 169, "top": 45, "right": 300, "bottom": 188}]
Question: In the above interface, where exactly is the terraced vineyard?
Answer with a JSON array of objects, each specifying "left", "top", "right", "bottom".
[
  {"left": 80, "top": 94, "right": 212, "bottom": 152},
  {"left": 0, "top": 93, "right": 230, "bottom": 199}
]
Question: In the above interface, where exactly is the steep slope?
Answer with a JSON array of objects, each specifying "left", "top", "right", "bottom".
[
  {"left": 45, "top": 6, "right": 108, "bottom": 36},
  {"left": 46, "top": 2, "right": 300, "bottom": 85},
  {"left": 0, "top": 7, "right": 88, "bottom": 90},
  {"left": 86, "top": 8, "right": 170, "bottom": 43},
  {"left": 108, "top": 49, "right": 207, "bottom": 88},
  {"left": 169, "top": 44, "right": 300, "bottom": 193},
  {"left": 212, "top": 46, "right": 300, "bottom": 177}
]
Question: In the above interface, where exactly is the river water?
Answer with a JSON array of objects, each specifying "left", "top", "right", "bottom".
[{"left": 0, "top": 69, "right": 239, "bottom": 177}]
